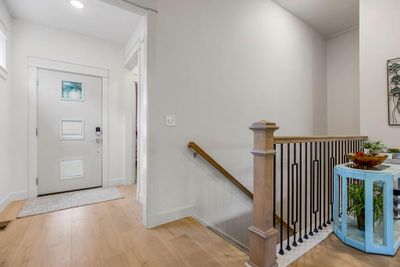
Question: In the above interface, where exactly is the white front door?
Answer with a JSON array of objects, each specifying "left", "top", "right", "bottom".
[{"left": 37, "top": 69, "right": 102, "bottom": 195}]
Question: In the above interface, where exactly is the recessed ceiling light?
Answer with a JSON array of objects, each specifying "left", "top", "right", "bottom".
[{"left": 70, "top": 0, "right": 84, "bottom": 9}]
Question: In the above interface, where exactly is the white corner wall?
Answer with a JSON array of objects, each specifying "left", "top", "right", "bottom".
[
  {"left": 9, "top": 20, "right": 127, "bottom": 196},
  {"left": 360, "top": 0, "right": 400, "bottom": 147},
  {"left": 0, "top": 0, "right": 14, "bottom": 212},
  {"left": 327, "top": 29, "right": 360, "bottom": 135},
  {"left": 146, "top": 0, "right": 327, "bottom": 245}
]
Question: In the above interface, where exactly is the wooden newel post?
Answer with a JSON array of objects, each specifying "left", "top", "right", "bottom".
[{"left": 246, "top": 121, "right": 279, "bottom": 267}]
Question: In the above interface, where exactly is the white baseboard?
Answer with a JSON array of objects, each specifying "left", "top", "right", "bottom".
[
  {"left": 0, "top": 190, "right": 28, "bottom": 213},
  {"left": 146, "top": 205, "right": 193, "bottom": 228},
  {"left": 103, "top": 177, "right": 126, "bottom": 186},
  {"left": 138, "top": 191, "right": 145, "bottom": 205}
]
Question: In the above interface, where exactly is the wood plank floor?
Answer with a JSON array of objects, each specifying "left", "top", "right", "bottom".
[
  {"left": 290, "top": 233, "right": 400, "bottom": 267},
  {"left": 0, "top": 186, "right": 247, "bottom": 267}
]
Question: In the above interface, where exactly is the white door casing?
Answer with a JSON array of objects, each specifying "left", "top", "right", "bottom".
[
  {"left": 37, "top": 69, "right": 102, "bottom": 195},
  {"left": 28, "top": 57, "right": 110, "bottom": 198}
]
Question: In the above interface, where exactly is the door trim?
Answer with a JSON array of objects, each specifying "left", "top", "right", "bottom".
[{"left": 28, "top": 57, "right": 110, "bottom": 198}]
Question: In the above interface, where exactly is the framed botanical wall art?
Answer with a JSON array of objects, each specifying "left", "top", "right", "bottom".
[
  {"left": 61, "top": 81, "right": 84, "bottom": 101},
  {"left": 388, "top": 58, "right": 400, "bottom": 126}
]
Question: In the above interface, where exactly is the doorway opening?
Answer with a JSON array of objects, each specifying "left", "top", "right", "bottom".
[{"left": 5, "top": 0, "right": 152, "bottom": 224}]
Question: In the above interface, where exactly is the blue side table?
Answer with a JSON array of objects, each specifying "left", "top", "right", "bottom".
[{"left": 334, "top": 163, "right": 400, "bottom": 255}]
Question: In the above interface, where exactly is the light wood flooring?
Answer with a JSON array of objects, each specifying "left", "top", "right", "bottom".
[
  {"left": 290, "top": 233, "right": 400, "bottom": 267},
  {"left": 0, "top": 186, "right": 247, "bottom": 267}
]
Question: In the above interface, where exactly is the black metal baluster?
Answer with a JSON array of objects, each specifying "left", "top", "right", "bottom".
[
  {"left": 338, "top": 141, "right": 341, "bottom": 217},
  {"left": 330, "top": 141, "right": 335, "bottom": 222},
  {"left": 286, "top": 143, "right": 291, "bottom": 251},
  {"left": 292, "top": 143, "right": 298, "bottom": 247},
  {"left": 318, "top": 142, "right": 323, "bottom": 230},
  {"left": 304, "top": 143, "right": 309, "bottom": 240},
  {"left": 309, "top": 142, "right": 314, "bottom": 236},
  {"left": 314, "top": 143, "right": 319, "bottom": 233},
  {"left": 273, "top": 144, "right": 276, "bottom": 228},
  {"left": 279, "top": 144, "right": 284, "bottom": 255},
  {"left": 323, "top": 141, "right": 327, "bottom": 227},
  {"left": 327, "top": 141, "right": 332, "bottom": 224},
  {"left": 298, "top": 143, "right": 303, "bottom": 243},
  {"left": 341, "top": 140, "right": 345, "bottom": 163}
]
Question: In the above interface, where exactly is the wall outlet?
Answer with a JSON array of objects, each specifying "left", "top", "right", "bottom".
[{"left": 165, "top": 114, "right": 176, "bottom": 127}]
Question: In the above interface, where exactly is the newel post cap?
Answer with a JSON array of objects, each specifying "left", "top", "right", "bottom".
[{"left": 249, "top": 120, "right": 279, "bottom": 132}]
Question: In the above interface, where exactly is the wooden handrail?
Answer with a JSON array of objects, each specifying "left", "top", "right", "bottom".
[
  {"left": 188, "top": 141, "right": 253, "bottom": 199},
  {"left": 188, "top": 141, "right": 294, "bottom": 235},
  {"left": 274, "top": 135, "right": 368, "bottom": 144}
]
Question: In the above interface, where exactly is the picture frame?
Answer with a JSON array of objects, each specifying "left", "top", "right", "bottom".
[{"left": 387, "top": 58, "right": 400, "bottom": 126}]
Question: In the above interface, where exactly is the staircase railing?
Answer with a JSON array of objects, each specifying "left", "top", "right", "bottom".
[
  {"left": 248, "top": 120, "right": 368, "bottom": 267},
  {"left": 187, "top": 141, "right": 294, "bottom": 234}
]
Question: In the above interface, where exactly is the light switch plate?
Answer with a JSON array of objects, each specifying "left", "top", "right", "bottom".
[{"left": 165, "top": 114, "right": 176, "bottom": 127}]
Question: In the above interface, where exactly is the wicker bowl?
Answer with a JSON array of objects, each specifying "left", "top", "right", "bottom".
[{"left": 346, "top": 153, "right": 388, "bottom": 168}]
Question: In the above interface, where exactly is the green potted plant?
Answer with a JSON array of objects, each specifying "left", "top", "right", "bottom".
[
  {"left": 348, "top": 183, "right": 384, "bottom": 230},
  {"left": 362, "top": 141, "right": 386, "bottom": 155},
  {"left": 347, "top": 141, "right": 388, "bottom": 169},
  {"left": 388, "top": 148, "right": 400, "bottom": 159}
]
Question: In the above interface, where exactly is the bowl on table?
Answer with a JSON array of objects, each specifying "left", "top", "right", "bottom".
[{"left": 346, "top": 153, "right": 388, "bottom": 168}]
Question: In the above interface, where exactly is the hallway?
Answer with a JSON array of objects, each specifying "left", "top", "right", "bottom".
[{"left": 0, "top": 186, "right": 247, "bottom": 267}]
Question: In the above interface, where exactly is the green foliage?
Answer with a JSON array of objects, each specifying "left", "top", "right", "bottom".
[
  {"left": 391, "top": 75, "right": 400, "bottom": 86},
  {"left": 391, "top": 87, "right": 400, "bottom": 96},
  {"left": 348, "top": 183, "right": 384, "bottom": 223},
  {"left": 389, "top": 63, "right": 400, "bottom": 74},
  {"left": 362, "top": 141, "right": 387, "bottom": 154},
  {"left": 388, "top": 148, "right": 400, "bottom": 153}
]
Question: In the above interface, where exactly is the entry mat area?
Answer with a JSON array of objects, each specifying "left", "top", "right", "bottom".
[{"left": 17, "top": 187, "right": 123, "bottom": 218}]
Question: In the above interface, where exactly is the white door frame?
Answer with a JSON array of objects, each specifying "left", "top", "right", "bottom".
[{"left": 28, "top": 57, "right": 110, "bottom": 198}]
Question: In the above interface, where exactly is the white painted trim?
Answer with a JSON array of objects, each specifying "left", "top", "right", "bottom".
[
  {"left": 28, "top": 57, "right": 110, "bottom": 197},
  {"left": 28, "top": 57, "right": 109, "bottom": 78},
  {"left": 0, "top": 191, "right": 28, "bottom": 213},
  {"left": 327, "top": 26, "right": 359, "bottom": 39},
  {"left": 143, "top": 10, "right": 156, "bottom": 228},
  {"left": 147, "top": 205, "right": 194, "bottom": 228},
  {"left": 124, "top": 36, "right": 140, "bottom": 202},
  {"left": 98, "top": 0, "right": 158, "bottom": 14}
]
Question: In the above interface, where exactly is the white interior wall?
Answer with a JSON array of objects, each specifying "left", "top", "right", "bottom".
[
  {"left": 360, "top": 0, "right": 400, "bottom": 147},
  {"left": 145, "top": 0, "right": 327, "bottom": 246},
  {"left": 9, "top": 19, "right": 127, "bottom": 197},
  {"left": 327, "top": 29, "right": 360, "bottom": 135},
  {"left": 0, "top": 0, "right": 14, "bottom": 212}
]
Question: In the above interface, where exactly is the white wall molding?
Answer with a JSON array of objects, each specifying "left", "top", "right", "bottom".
[
  {"left": 28, "top": 57, "right": 109, "bottom": 78},
  {"left": 99, "top": 0, "right": 158, "bottom": 14},
  {"left": 0, "top": 191, "right": 28, "bottom": 213},
  {"left": 147, "top": 205, "right": 194, "bottom": 228},
  {"left": 327, "top": 26, "right": 359, "bottom": 40}
]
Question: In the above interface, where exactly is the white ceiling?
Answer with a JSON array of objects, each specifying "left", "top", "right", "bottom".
[
  {"left": 4, "top": 0, "right": 142, "bottom": 45},
  {"left": 273, "top": 0, "right": 359, "bottom": 38}
]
